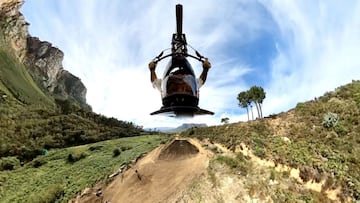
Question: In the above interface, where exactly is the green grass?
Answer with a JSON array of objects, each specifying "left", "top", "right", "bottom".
[
  {"left": 0, "top": 134, "right": 170, "bottom": 203},
  {"left": 214, "top": 153, "right": 251, "bottom": 176},
  {"left": 0, "top": 48, "right": 53, "bottom": 106}
]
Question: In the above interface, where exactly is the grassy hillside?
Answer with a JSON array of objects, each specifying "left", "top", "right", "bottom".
[
  {"left": 181, "top": 80, "right": 360, "bottom": 201},
  {"left": 0, "top": 39, "right": 170, "bottom": 203},
  {"left": 0, "top": 43, "right": 149, "bottom": 163},
  {"left": 0, "top": 48, "right": 53, "bottom": 106},
  {"left": 0, "top": 103, "right": 146, "bottom": 161},
  {"left": 0, "top": 135, "right": 170, "bottom": 203}
]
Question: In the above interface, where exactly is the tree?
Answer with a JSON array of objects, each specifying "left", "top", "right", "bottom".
[
  {"left": 237, "top": 91, "right": 250, "bottom": 121},
  {"left": 249, "top": 86, "right": 260, "bottom": 118},
  {"left": 221, "top": 117, "right": 229, "bottom": 124},
  {"left": 254, "top": 86, "right": 266, "bottom": 118},
  {"left": 250, "top": 103, "right": 254, "bottom": 120},
  {"left": 248, "top": 87, "right": 259, "bottom": 119},
  {"left": 258, "top": 87, "right": 265, "bottom": 118},
  {"left": 248, "top": 86, "right": 266, "bottom": 118},
  {"left": 238, "top": 86, "right": 266, "bottom": 120}
]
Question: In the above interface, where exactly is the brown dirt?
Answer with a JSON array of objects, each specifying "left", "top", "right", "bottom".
[
  {"left": 158, "top": 139, "right": 199, "bottom": 160},
  {"left": 74, "top": 138, "right": 209, "bottom": 203},
  {"left": 71, "top": 138, "right": 344, "bottom": 203}
]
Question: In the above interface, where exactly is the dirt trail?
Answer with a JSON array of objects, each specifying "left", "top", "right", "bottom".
[
  {"left": 102, "top": 138, "right": 208, "bottom": 203},
  {"left": 72, "top": 138, "right": 343, "bottom": 203}
]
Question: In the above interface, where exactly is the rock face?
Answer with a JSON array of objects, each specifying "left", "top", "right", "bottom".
[
  {"left": 26, "top": 37, "right": 89, "bottom": 108},
  {"left": 0, "top": 0, "right": 28, "bottom": 60},
  {"left": 0, "top": 0, "right": 90, "bottom": 109}
]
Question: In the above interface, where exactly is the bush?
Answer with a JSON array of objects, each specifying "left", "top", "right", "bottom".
[
  {"left": 322, "top": 112, "right": 339, "bottom": 128},
  {"left": 88, "top": 145, "right": 103, "bottom": 151},
  {"left": 67, "top": 151, "right": 89, "bottom": 163},
  {"left": 28, "top": 184, "right": 64, "bottom": 203},
  {"left": 113, "top": 148, "right": 121, "bottom": 157},
  {"left": 0, "top": 156, "right": 20, "bottom": 171},
  {"left": 216, "top": 155, "right": 238, "bottom": 169},
  {"left": 120, "top": 146, "right": 132, "bottom": 151},
  {"left": 33, "top": 159, "right": 47, "bottom": 168},
  {"left": 334, "top": 124, "right": 349, "bottom": 136}
]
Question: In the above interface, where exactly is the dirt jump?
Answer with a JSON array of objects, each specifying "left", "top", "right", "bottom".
[
  {"left": 71, "top": 137, "right": 343, "bottom": 203},
  {"left": 76, "top": 138, "right": 209, "bottom": 203}
]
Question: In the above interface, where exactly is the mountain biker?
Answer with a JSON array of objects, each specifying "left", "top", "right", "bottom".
[{"left": 148, "top": 59, "right": 211, "bottom": 94}]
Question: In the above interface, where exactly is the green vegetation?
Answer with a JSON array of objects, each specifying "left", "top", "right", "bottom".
[
  {"left": 0, "top": 106, "right": 144, "bottom": 161},
  {"left": 322, "top": 112, "right": 339, "bottom": 128},
  {"left": 0, "top": 48, "right": 53, "bottom": 106},
  {"left": 0, "top": 42, "right": 147, "bottom": 165},
  {"left": 0, "top": 156, "right": 20, "bottom": 171},
  {"left": 182, "top": 80, "right": 360, "bottom": 201},
  {"left": 221, "top": 117, "right": 229, "bottom": 124},
  {"left": 0, "top": 135, "right": 170, "bottom": 203},
  {"left": 0, "top": 36, "right": 172, "bottom": 202},
  {"left": 215, "top": 153, "right": 251, "bottom": 176},
  {"left": 237, "top": 85, "right": 266, "bottom": 120}
]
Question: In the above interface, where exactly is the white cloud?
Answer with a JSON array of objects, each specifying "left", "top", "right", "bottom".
[
  {"left": 21, "top": 0, "right": 266, "bottom": 128},
  {"left": 260, "top": 0, "right": 360, "bottom": 115},
  {"left": 21, "top": 0, "right": 360, "bottom": 128}
]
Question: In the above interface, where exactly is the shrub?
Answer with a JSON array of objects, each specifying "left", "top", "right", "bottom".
[
  {"left": 113, "top": 148, "right": 121, "bottom": 157},
  {"left": 216, "top": 154, "right": 250, "bottom": 176},
  {"left": 322, "top": 112, "right": 339, "bottom": 128},
  {"left": 28, "top": 184, "right": 64, "bottom": 203},
  {"left": 33, "top": 159, "right": 47, "bottom": 168},
  {"left": 270, "top": 169, "right": 276, "bottom": 181},
  {"left": 0, "top": 156, "right": 20, "bottom": 171},
  {"left": 67, "top": 151, "right": 89, "bottom": 163},
  {"left": 296, "top": 102, "right": 306, "bottom": 111},
  {"left": 216, "top": 155, "right": 238, "bottom": 169},
  {"left": 188, "top": 129, "right": 194, "bottom": 135},
  {"left": 334, "top": 124, "right": 349, "bottom": 136},
  {"left": 120, "top": 146, "right": 132, "bottom": 151},
  {"left": 88, "top": 145, "right": 103, "bottom": 151},
  {"left": 253, "top": 147, "right": 266, "bottom": 159}
]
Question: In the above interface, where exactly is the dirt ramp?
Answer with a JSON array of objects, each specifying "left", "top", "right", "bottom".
[{"left": 158, "top": 139, "right": 199, "bottom": 160}]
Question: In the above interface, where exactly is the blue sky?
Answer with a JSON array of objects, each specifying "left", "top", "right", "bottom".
[{"left": 20, "top": 0, "right": 360, "bottom": 128}]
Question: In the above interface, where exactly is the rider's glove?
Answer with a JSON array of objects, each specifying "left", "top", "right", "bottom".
[
  {"left": 149, "top": 61, "right": 157, "bottom": 71},
  {"left": 202, "top": 58, "right": 211, "bottom": 70}
]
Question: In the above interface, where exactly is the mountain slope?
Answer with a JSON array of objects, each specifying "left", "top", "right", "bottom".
[
  {"left": 181, "top": 80, "right": 360, "bottom": 201},
  {"left": 0, "top": 1, "right": 145, "bottom": 163},
  {"left": 0, "top": 47, "right": 53, "bottom": 106},
  {"left": 0, "top": 135, "right": 169, "bottom": 203}
]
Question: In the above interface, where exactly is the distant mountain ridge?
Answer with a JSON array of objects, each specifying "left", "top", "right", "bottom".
[
  {"left": 174, "top": 123, "right": 207, "bottom": 131},
  {"left": 147, "top": 123, "right": 207, "bottom": 133}
]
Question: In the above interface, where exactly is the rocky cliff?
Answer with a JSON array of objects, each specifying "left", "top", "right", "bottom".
[
  {"left": 0, "top": 0, "right": 90, "bottom": 109},
  {"left": 0, "top": 0, "right": 27, "bottom": 60}
]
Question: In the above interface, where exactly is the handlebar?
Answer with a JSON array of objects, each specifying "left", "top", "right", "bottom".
[{"left": 152, "top": 52, "right": 206, "bottom": 64}]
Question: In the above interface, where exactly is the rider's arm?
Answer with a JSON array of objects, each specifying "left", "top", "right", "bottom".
[
  {"left": 149, "top": 61, "right": 157, "bottom": 83},
  {"left": 149, "top": 61, "right": 162, "bottom": 91},
  {"left": 199, "top": 58, "right": 211, "bottom": 87}
]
